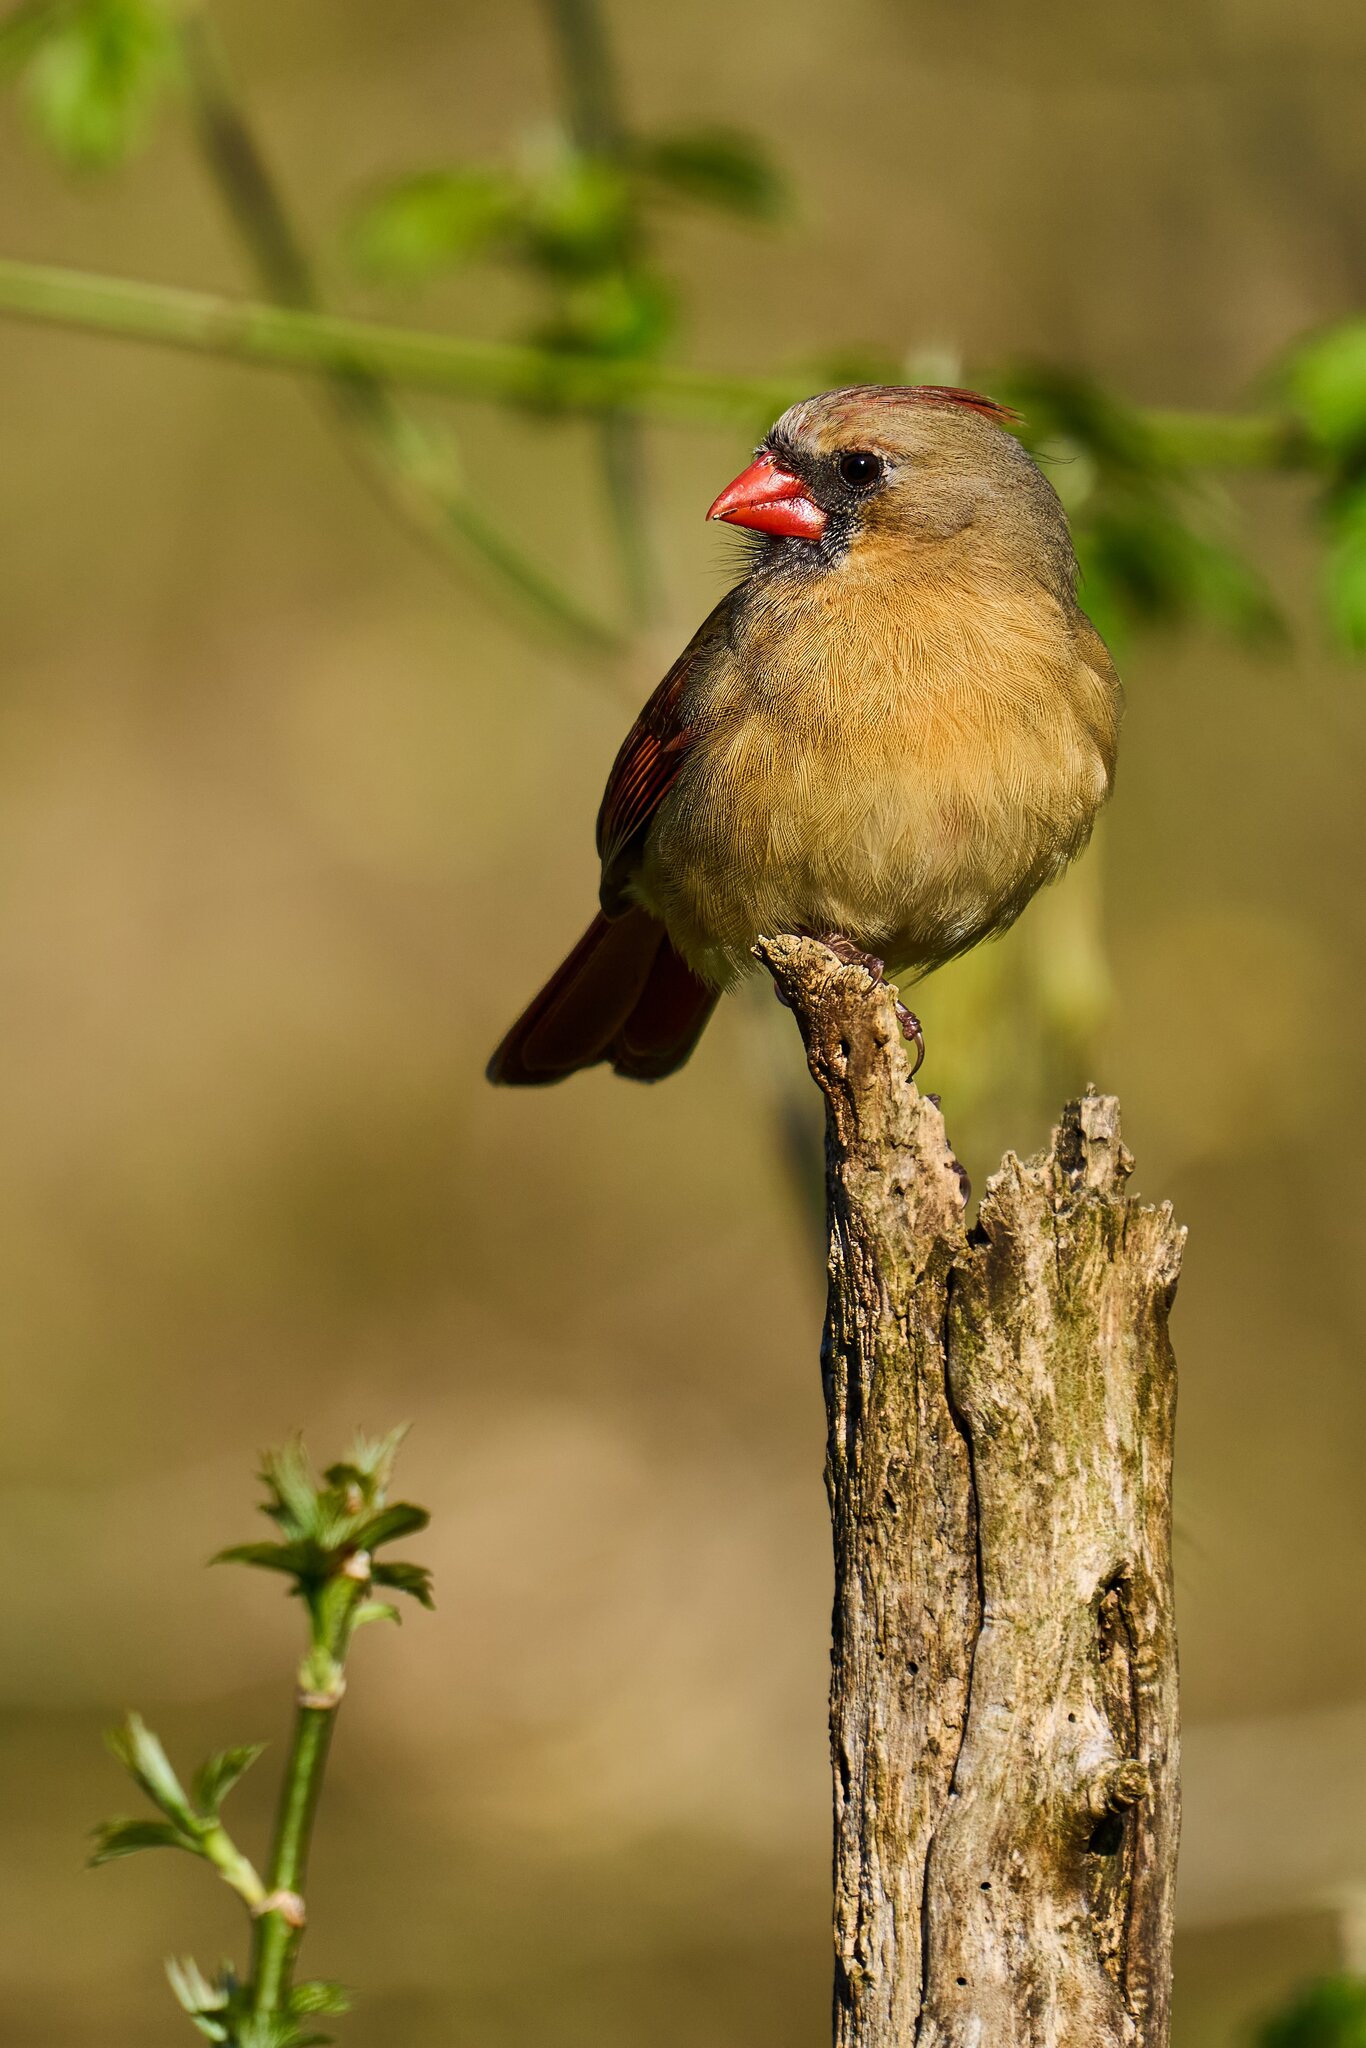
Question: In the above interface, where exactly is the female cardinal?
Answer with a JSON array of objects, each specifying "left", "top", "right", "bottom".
[{"left": 488, "top": 385, "right": 1120, "bottom": 1086}]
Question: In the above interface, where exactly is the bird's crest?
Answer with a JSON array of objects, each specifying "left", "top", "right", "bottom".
[
  {"left": 899, "top": 384, "right": 1021, "bottom": 424},
  {"left": 829, "top": 383, "right": 1022, "bottom": 426}
]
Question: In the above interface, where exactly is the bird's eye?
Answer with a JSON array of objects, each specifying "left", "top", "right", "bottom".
[{"left": 837, "top": 450, "right": 883, "bottom": 489}]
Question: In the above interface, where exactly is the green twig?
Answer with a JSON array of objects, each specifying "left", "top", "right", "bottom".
[
  {"left": 541, "top": 0, "right": 659, "bottom": 623},
  {"left": 249, "top": 1569, "right": 364, "bottom": 2018},
  {"left": 541, "top": 0, "right": 621, "bottom": 155},
  {"left": 0, "top": 255, "right": 1309, "bottom": 467},
  {"left": 1140, "top": 405, "right": 1310, "bottom": 472},
  {"left": 596, "top": 408, "right": 658, "bottom": 619},
  {"left": 172, "top": 6, "right": 621, "bottom": 655},
  {"left": 175, "top": 6, "right": 313, "bottom": 308}
]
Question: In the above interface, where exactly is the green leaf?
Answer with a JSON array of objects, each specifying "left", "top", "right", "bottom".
[
  {"left": 106, "top": 1713, "right": 199, "bottom": 1830},
  {"left": 192, "top": 1743, "right": 264, "bottom": 1818},
  {"left": 634, "top": 125, "right": 787, "bottom": 219},
  {"left": 258, "top": 1438, "right": 323, "bottom": 1539},
  {"left": 371, "top": 1557, "right": 435, "bottom": 1608},
  {"left": 1283, "top": 321, "right": 1366, "bottom": 460},
  {"left": 518, "top": 152, "right": 634, "bottom": 277},
  {"left": 341, "top": 1424, "right": 409, "bottom": 1490},
  {"left": 351, "top": 1500, "right": 429, "bottom": 1550},
  {"left": 1258, "top": 1975, "right": 1366, "bottom": 2048},
  {"left": 352, "top": 1600, "right": 401, "bottom": 1629},
  {"left": 347, "top": 167, "right": 518, "bottom": 282},
  {"left": 534, "top": 267, "right": 673, "bottom": 362},
  {"left": 289, "top": 1982, "right": 351, "bottom": 2017},
  {"left": 23, "top": 0, "right": 176, "bottom": 171},
  {"left": 165, "top": 1955, "right": 230, "bottom": 2020},
  {"left": 89, "top": 1815, "right": 196, "bottom": 1863},
  {"left": 213, "top": 1539, "right": 325, "bottom": 1579},
  {"left": 185, "top": 2020, "right": 231, "bottom": 2046}
]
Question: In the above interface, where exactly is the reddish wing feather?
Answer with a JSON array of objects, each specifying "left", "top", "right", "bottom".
[
  {"left": 596, "top": 595, "right": 733, "bottom": 903},
  {"left": 597, "top": 688, "right": 692, "bottom": 878}
]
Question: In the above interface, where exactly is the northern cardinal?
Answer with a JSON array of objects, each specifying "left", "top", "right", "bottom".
[{"left": 488, "top": 385, "right": 1120, "bottom": 1086}]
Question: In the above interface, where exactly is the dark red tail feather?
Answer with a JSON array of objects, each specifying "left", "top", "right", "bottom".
[
  {"left": 487, "top": 909, "right": 718, "bottom": 1086},
  {"left": 606, "top": 930, "right": 720, "bottom": 1081}
]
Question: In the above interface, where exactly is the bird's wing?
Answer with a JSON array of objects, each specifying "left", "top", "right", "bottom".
[{"left": 596, "top": 594, "right": 734, "bottom": 913}]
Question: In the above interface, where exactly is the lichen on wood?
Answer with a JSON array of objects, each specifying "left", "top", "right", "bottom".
[{"left": 756, "top": 935, "right": 1183, "bottom": 2048}]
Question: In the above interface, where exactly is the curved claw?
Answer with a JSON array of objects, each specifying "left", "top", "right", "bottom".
[{"left": 895, "top": 1001, "right": 926, "bottom": 1077}]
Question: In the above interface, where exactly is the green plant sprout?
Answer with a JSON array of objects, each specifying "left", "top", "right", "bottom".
[{"left": 90, "top": 1429, "right": 434, "bottom": 2048}]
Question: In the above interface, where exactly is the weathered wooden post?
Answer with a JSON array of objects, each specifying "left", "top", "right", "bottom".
[{"left": 758, "top": 936, "right": 1183, "bottom": 2048}]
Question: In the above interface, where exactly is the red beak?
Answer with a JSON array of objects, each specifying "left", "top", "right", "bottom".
[{"left": 707, "top": 451, "right": 827, "bottom": 540}]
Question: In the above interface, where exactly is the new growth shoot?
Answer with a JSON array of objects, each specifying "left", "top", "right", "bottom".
[{"left": 90, "top": 1429, "right": 434, "bottom": 2048}]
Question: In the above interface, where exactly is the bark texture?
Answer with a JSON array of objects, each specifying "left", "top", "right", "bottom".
[{"left": 757, "top": 936, "right": 1183, "bottom": 2048}]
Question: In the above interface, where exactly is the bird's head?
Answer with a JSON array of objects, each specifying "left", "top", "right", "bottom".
[{"left": 708, "top": 385, "right": 1073, "bottom": 594}]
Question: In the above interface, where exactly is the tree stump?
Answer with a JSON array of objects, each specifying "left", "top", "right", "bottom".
[{"left": 757, "top": 936, "right": 1183, "bottom": 2048}]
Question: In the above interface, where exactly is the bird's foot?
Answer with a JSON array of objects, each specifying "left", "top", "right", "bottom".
[
  {"left": 804, "top": 931, "right": 926, "bottom": 1077},
  {"left": 892, "top": 998, "right": 926, "bottom": 1077},
  {"left": 812, "top": 931, "right": 885, "bottom": 979}
]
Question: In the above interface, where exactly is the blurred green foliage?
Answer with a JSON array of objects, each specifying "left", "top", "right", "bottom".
[
  {"left": 1322, "top": 494, "right": 1366, "bottom": 652},
  {"left": 978, "top": 364, "right": 1281, "bottom": 653},
  {"left": 1283, "top": 320, "right": 1366, "bottom": 457},
  {"left": 7, "top": 0, "right": 1366, "bottom": 660},
  {"left": 9, "top": 0, "right": 176, "bottom": 168},
  {"left": 632, "top": 125, "right": 787, "bottom": 219},
  {"left": 347, "top": 123, "right": 783, "bottom": 383},
  {"left": 1279, "top": 321, "right": 1366, "bottom": 650},
  {"left": 1259, "top": 1977, "right": 1366, "bottom": 2048}
]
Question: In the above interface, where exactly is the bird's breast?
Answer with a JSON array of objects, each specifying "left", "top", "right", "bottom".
[{"left": 637, "top": 577, "right": 1118, "bottom": 986}]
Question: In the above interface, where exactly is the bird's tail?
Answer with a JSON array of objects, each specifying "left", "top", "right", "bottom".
[{"left": 487, "top": 908, "right": 718, "bottom": 1086}]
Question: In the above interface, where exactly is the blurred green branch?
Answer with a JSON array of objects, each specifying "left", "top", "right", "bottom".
[
  {"left": 169, "top": 3, "right": 621, "bottom": 656},
  {"left": 9, "top": 0, "right": 1363, "bottom": 658},
  {"left": 541, "top": 0, "right": 658, "bottom": 623},
  {"left": 1258, "top": 1974, "right": 1366, "bottom": 2048},
  {"left": 0, "top": 253, "right": 1312, "bottom": 460},
  {"left": 1138, "top": 406, "right": 1308, "bottom": 469},
  {"left": 91, "top": 1428, "right": 433, "bottom": 2048}
]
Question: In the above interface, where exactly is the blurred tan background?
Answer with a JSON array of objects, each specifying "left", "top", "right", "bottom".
[{"left": 2, "top": 2, "right": 1365, "bottom": 2043}]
